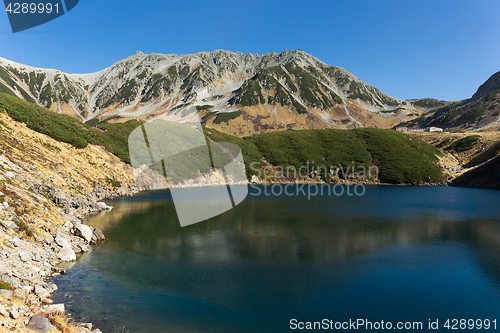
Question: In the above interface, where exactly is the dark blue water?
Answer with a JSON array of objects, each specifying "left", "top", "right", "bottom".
[{"left": 51, "top": 185, "right": 500, "bottom": 332}]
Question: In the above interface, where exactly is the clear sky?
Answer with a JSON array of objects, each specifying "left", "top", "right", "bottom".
[{"left": 1, "top": 0, "right": 499, "bottom": 101}]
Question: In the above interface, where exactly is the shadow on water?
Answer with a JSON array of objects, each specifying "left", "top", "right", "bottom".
[{"left": 51, "top": 185, "right": 500, "bottom": 333}]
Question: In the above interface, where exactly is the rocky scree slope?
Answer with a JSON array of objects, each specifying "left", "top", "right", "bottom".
[{"left": 0, "top": 109, "right": 139, "bottom": 332}]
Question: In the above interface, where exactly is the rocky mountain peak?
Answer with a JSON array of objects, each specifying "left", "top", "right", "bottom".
[{"left": 471, "top": 71, "right": 500, "bottom": 101}]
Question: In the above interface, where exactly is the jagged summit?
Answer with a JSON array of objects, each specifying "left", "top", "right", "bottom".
[{"left": 0, "top": 49, "right": 426, "bottom": 136}]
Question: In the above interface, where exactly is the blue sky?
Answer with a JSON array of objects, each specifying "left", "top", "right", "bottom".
[{"left": 1, "top": 0, "right": 499, "bottom": 101}]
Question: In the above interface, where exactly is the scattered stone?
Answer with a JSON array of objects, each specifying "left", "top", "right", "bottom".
[
  {"left": 27, "top": 313, "right": 51, "bottom": 333},
  {"left": 96, "top": 202, "right": 107, "bottom": 211},
  {"left": 41, "top": 298, "right": 53, "bottom": 305},
  {"left": 0, "top": 265, "right": 11, "bottom": 276},
  {"left": 45, "top": 303, "right": 64, "bottom": 314},
  {"left": 82, "top": 323, "right": 93, "bottom": 330},
  {"left": 9, "top": 238, "right": 20, "bottom": 247},
  {"left": 18, "top": 305, "right": 28, "bottom": 312},
  {"left": 51, "top": 267, "right": 66, "bottom": 275},
  {"left": 43, "top": 236, "right": 52, "bottom": 245},
  {"left": 9, "top": 309, "right": 18, "bottom": 319},
  {"left": 0, "top": 289, "right": 12, "bottom": 298},
  {"left": 54, "top": 234, "right": 69, "bottom": 248},
  {"left": 5, "top": 172, "right": 14, "bottom": 179},
  {"left": 0, "top": 220, "right": 18, "bottom": 230},
  {"left": 0, "top": 305, "right": 8, "bottom": 317},
  {"left": 34, "top": 285, "right": 50, "bottom": 299},
  {"left": 90, "top": 227, "right": 105, "bottom": 244},
  {"left": 44, "top": 283, "right": 57, "bottom": 294},
  {"left": 19, "top": 252, "right": 30, "bottom": 262},
  {"left": 79, "top": 243, "right": 90, "bottom": 252},
  {"left": 57, "top": 247, "right": 76, "bottom": 261},
  {"left": 75, "top": 224, "right": 93, "bottom": 243},
  {"left": 33, "top": 253, "right": 42, "bottom": 262}
]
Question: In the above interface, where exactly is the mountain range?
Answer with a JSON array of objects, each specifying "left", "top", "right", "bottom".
[
  {"left": 0, "top": 50, "right": 498, "bottom": 136},
  {"left": 0, "top": 50, "right": 437, "bottom": 136}
]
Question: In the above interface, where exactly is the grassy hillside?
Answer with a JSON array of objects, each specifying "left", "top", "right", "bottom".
[
  {"left": 206, "top": 127, "right": 442, "bottom": 183},
  {"left": 0, "top": 93, "right": 142, "bottom": 163},
  {"left": 0, "top": 93, "right": 442, "bottom": 184}
]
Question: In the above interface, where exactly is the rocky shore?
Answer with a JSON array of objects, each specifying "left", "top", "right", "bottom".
[{"left": 0, "top": 111, "right": 142, "bottom": 332}]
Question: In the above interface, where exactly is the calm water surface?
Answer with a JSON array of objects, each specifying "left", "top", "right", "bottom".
[{"left": 51, "top": 185, "right": 500, "bottom": 332}]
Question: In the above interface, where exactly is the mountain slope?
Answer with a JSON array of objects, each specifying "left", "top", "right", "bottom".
[
  {"left": 399, "top": 71, "right": 500, "bottom": 131},
  {"left": 0, "top": 50, "right": 427, "bottom": 136}
]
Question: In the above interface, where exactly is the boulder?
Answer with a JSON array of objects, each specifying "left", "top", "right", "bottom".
[
  {"left": 27, "top": 313, "right": 51, "bottom": 333},
  {"left": 0, "top": 304, "right": 8, "bottom": 317},
  {"left": 0, "top": 265, "right": 11, "bottom": 276},
  {"left": 9, "top": 238, "right": 20, "bottom": 247},
  {"left": 0, "top": 289, "right": 12, "bottom": 298},
  {"left": 0, "top": 220, "right": 18, "bottom": 230},
  {"left": 46, "top": 283, "right": 57, "bottom": 294},
  {"left": 9, "top": 309, "right": 18, "bottom": 319},
  {"left": 57, "top": 247, "right": 76, "bottom": 262},
  {"left": 45, "top": 303, "right": 64, "bottom": 314},
  {"left": 54, "top": 234, "right": 69, "bottom": 248},
  {"left": 78, "top": 243, "right": 90, "bottom": 252},
  {"left": 75, "top": 224, "right": 93, "bottom": 243},
  {"left": 34, "top": 285, "right": 51, "bottom": 299},
  {"left": 96, "top": 202, "right": 107, "bottom": 211},
  {"left": 90, "top": 227, "right": 105, "bottom": 244},
  {"left": 19, "top": 252, "right": 30, "bottom": 262}
]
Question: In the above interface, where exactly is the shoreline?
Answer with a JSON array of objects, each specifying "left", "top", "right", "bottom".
[{"left": 0, "top": 181, "right": 143, "bottom": 333}]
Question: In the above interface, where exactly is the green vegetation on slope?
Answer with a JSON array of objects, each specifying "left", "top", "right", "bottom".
[
  {"left": 244, "top": 128, "right": 442, "bottom": 184},
  {"left": 0, "top": 93, "right": 142, "bottom": 163},
  {"left": 412, "top": 98, "right": 445, "bottom": 109},
  {"left": 214, "top": 111, "right": 242, "bottom": 124},
  {"left": 0, "top": 93, "right": 442, "bottom": 184},
  {"left": 449, "top": 135, "right": 480, "bottom": 153}
]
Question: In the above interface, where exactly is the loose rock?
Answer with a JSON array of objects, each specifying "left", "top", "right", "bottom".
[
  {"left": 57, "top": 247, "right": 76, "bottom": 261},
  {"left": 0, "top": 220, "right": 18, "bottom": 230},
  {"left": 34, "top": 285, "right": 51, "bottom": 299},
  {"left": 45, "top": 303, "right": 64, "bottom": 314},
  {"left": 9, "top": 309, "right": 18, "bottom": 319},
  {"left": 75, "top": 224, "right": 93, "bottom": 243},
  {"left": 27, "top": 313, "right": 51, "bottom": 333},
  {"left": 0, "top": 305, "right": 8, "bottom": 317},
  {"left": 19, "top": 252, "right": 30, "bottom": 262},
  {"left": 90, "top": 227, "right": 105, "bottom": 244},
  {"left": 54, "top": 234, "right": 69, "bottom": 247}
]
